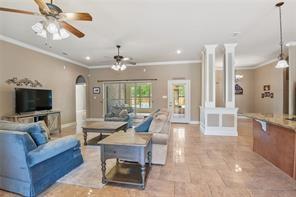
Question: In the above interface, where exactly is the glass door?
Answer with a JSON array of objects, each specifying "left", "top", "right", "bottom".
[
  {"left": 168, "top": 80, "right": 190, "bottom": 123},
  {"left": 104, "top": 82, "right": 153, "bottom": 118}
]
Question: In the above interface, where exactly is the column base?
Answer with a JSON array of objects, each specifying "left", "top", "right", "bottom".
[{"left": 200, "top": 107, "right": 238, "bottom": 136}]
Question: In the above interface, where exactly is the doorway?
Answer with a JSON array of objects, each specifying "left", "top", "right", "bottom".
[
  {"left": 168, "top": 80, "right": 191, "bottom": 123},
  {"left": 75, "top": 75, "right": 87, "bottom": 133}
]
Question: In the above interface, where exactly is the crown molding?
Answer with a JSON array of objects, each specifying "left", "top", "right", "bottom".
[
  {"left": 286, "top": 41, "right": 296, "bottom": 47},
  {"left": 253, "top": 58, "right": 277, "bottom": 69},
  {"left": 89, "top": 60, "right": 202, "bottom": 69},
  {"left": 0, "top": 34, "right": 89, "bottom": 68}
]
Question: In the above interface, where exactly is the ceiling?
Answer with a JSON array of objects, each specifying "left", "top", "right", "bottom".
[{"left": 1, "top": 0, "right": 295, "bottom": 68}]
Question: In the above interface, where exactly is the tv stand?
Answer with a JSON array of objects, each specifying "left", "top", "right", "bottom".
[{"left": 3, "top": 110, "right": 61, "bottom": 134}]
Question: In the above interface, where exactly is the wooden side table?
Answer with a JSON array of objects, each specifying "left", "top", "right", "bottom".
[{"left": 98, "top": 132, "right": 152, "bottom": 189}]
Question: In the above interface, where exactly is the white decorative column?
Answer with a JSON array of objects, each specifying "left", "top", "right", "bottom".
[
  {"left": 200, "top": 43, "right": 238, "bottom": 136},
  {"left": 224, "top": 43, "right": 237, "bottom": 108},
  {"left": 288, "top": 42, "right": 296, "bottom": 115},
  {"left": 203, "top": 45, "right": 217, "bottom": 108}
]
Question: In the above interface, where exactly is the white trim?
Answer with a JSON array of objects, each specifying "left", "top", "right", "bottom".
[
  {"left": 253, "top": 59, "right": 277, "bottom": 69},
  {"left": 189, "top": 121, "right": 200, "bottom": 124},
  {"left": 286, "top": 41, "right": 296, "bottom": 47},
  {"left": 0, "top": 34, "right": 89, "bottom": 68},
  {"left": 61, "top": 122, "right": 77, "bottom": 129},
  {"left": 89, "top": 60, "right": 201, "bottom": 69},
  {"left": 86, "top": 118, "right": 104, "bottom": 121}
]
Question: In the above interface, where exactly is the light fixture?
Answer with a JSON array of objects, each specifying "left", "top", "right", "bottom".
[
  {"left": 235, "top": 74, "right": 244, "bottom": 82},
  {"left": 176, "top": 50, "right": 182, "bottom": 54},
  {"left": 32, "top": 20, "right": 70, "bottom": 41},
  {"left": 37, "top": 29, "right": 47, "bottom": 38},
  {"left": 120, "top": 64, "right": 127, "bottom": 71},
  {"left": 59, "top": 28, "right": 70, "bottom": 39},
  {"left": 111, "top": 62, "right": 126, "bottom": 71},
  {"left": 46, "top": 22, "right": 59, "bottom": 34},
  {"left": 275, "top": 2, "right": 289, "bottom": 69},
  {"left": 32, "top": 22, "right": 43, "bottom": 34},
  {"left": 85, "top": 56, "right": 91, "bottom": 60}
]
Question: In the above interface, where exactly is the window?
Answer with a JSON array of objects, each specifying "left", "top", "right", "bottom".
[{"left": 129, "top": 83, "right": 152, "bottom": 109}]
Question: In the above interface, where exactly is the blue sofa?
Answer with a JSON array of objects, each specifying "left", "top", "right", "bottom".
[{"left": 0, "top": 122, "right": 83, "bottom": 197}]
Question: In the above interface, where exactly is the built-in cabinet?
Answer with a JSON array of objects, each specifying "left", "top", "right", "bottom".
[{"left": 3, "top": 111, "right": 61, "bottom": 134}]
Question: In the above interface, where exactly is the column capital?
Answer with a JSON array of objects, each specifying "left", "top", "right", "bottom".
[
  {"left": 204, "top": 44, "right": 218, "bottom": 53},
  {"left": 286, "top": 41, "right": 296, "bottom": 47},
  {"left": 224, "top": 43, "right": 237, "bottom": 51}
]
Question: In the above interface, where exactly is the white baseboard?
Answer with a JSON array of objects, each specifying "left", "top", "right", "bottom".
[
  {"left": 189, "top": 121, "right": 200, "bottom": 124},
  {"left": 200, "top": 125, "right": 238, "bottom": 136},
  {"left": 86, "top": 118, "right": 104, "bottom": 121},
  {"left": 61, "top": 122, "right": 77, "bottom": 129}
]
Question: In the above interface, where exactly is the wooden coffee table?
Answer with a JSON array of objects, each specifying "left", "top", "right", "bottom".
[
  {"left": 82, "top": 121, "right": 128, "bottom": 145},
  {"left": 98, "top": 132, "right": 152, "bottom": 189}
]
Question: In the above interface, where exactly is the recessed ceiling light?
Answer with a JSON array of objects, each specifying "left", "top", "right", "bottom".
[
  {"left": 176, "top": 50, "right": 182, "bottom": 54},
  {"left": 85, "top": 56, "right": 90, "bottom": 60}
]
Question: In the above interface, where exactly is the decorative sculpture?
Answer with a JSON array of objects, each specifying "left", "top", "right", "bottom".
[{"left": 6, "top": 77, "right": 43, "bottom": 87}]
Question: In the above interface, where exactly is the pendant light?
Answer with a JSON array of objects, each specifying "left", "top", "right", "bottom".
[{"left": 275, "top": 2, "right": 289, "bottom": 69}]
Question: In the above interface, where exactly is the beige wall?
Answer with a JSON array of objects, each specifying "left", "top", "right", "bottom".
[
  {"left": 0, "top": 41, "right": 89, "bottom": 124},
  {"left": 253, "top": 62, "right": 284, "bottom": 114},
  {"left": 216, "top": 69, "right": 254, "bottom": 113},
  {"left": 88, "top": 63, "right": 202, "bottom": 121}
]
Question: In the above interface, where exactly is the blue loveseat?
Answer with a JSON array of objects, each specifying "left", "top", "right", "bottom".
[{"left": 0, "top": 121, "right": 83, "bottom": 197}]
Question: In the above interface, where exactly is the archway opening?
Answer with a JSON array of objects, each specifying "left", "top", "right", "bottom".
[{"left": 75, "top": 75, "right": 87, "bottom": 133}]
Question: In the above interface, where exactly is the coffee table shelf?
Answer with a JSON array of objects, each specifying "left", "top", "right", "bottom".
[{"left": 105, "top": 162, "right": 150, "bottom": 186}]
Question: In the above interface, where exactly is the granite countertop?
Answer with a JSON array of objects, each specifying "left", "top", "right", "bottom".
[{"left": 243, "top": 113, "right": 296, "bottom": 131}]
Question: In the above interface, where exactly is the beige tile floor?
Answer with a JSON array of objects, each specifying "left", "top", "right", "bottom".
[{"left": 1, "top": 119, "right": 296, "bottom": 197}]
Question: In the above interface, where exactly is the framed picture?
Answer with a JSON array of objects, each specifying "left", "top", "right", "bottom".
[
  {"left": 263, "top": 85, "right": 270, "bottom": 91},
  {"left": 264, "top": 92, "right": 270, "bottom": 97},
  {"left": 93, "top": 87, "right": 100, "bottom": 94},
  {"left": 270, "top": 93, "right": 274, "bottom": 98},
  {"left": 261, "top": 93, "right": 265, "bottom": 98}
]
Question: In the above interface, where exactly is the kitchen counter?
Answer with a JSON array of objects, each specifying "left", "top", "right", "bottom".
[
  {"left": 243, "top": 113, "right": 296, "bottom": 131},
  {"left": 244, "top": 113, "right": 296, "bottom": 179}
]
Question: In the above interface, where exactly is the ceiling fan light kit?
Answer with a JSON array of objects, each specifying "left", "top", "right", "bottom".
[
  {"left": 1, "top": 0, "right": 92, "bottom": 40},
  {"left": 111, "top": 45, "right": 136, "bottom": 71},
  {"left": 32, "top": 20, "right": 70, "bottom": 40},
  {"left": 275, "top": 1, "right": 289, "bottom": 68}
]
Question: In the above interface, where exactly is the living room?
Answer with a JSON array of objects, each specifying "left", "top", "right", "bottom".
[{"left": 1, "top": 0, "right": 296, "bottom": 196}]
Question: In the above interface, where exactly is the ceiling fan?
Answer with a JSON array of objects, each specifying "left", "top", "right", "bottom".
[
  {"left": 111, "top": 45, "right": 136, "bottom": 71},
  {"left": 0, "top": 0, "right": 92, "bottom": 39}
]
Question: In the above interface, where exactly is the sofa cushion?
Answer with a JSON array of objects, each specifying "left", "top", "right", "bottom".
[
  {"left": 0, "top": 122, "right": 48, "bottom": 146},
  {"left": 119, "top": 109, "right": 128, "bottom": 117},
  {"left": 152, "top": 133, "right": 169, "bottom": 145},
  {"left": 135, "top": 116, "right": 153, "bottom": 132},
  {"left": 148, "top": 114, "right": 168, "bottom": 133},
  {"left": 111, "top": 107, "right": 122, "bottom": 116},
  {"left": 28, "top": 135, "right": 80, "bottom": 167}
]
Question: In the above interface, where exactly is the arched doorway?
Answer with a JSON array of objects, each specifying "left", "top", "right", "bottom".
[{"left": 75, "top": 75, "right": 87, "bottom": 133}]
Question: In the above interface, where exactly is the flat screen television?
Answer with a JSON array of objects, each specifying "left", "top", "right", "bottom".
[{"left": 15, "top": 88, "right": 52, "bottom": 113}]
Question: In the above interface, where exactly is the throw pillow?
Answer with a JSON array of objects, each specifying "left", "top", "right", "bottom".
[
  {"left": 148, "top": 114, "right": 168, "bottom": 133},
  {"left": 0, "top": 122, "right": 49, "bottom": 146},
  {"left": 134, "top": 116, "right": 153, "bottom": 132},
  {"left": 38, "top": 121, "right": 51, "bottom": 140},
  {"left": 119, "top": 109, "right": 128, "bottom": 117}
]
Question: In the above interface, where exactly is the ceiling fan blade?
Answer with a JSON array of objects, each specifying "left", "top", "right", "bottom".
[
  {"left": 60, "top": 21, "right": 85, "bottom": 38},
  {"left": 34, "top": 0, "right": 50, "bottom": 14},
  {"left": 125, "top": 61, "right": 136, "bottom": 65},
  {"left": 60, "top": 12, "right": 92, "bottom": 21},
  {"left": 0, "top": 7, "right": 41, "bottom": 16},
  {"left": 122, "top": 57, "right": 133, "bottom": 61}
]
